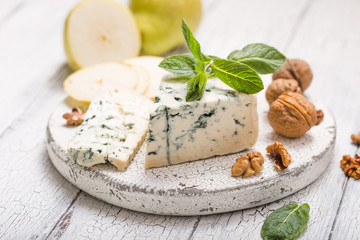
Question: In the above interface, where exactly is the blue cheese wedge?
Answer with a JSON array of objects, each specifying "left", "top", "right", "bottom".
[
  {"left": 145, "top": 77, "right": 259, "bottom": 169},
  {"left": 68, "top": 89, "right": 152, "bottom": 171}
]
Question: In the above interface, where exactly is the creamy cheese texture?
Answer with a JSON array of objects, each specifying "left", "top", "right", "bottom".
[
  {"left": 68, "top": 89, "right": 152, "bottom": 171},
  {"left": 145, "top": 77, "right": 259, "bottom": 169}
]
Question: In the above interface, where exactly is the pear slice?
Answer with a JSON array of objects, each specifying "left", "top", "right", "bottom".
[
  {"left": 64, "top": 0, "right": 141, "bottom": 70},
  {"left": 64, "top": 62, "right": 138, "bottom": 103},
  {"left": 123, "top": 56, "right": 167, "bottom": 100},
  {"left": 131, "top": 65, "right": 150, "bottom": 94}
]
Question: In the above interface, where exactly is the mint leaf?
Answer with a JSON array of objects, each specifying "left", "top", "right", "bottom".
[
  {"left": 207, "top": 55, "right": 220, "bottom": 60},
  {"left": 261, "top": 203, "right": 310, "bottom": 240},
  {"left": 206, "top": 55, "right": 220, "bottom": 76},
  {"left": 182, "top": 19, "right": 210, "bottom": 63},
  {"left": 212, "top": 59, "right": 264, "bottom": 94},
  {"left": 160, "top": 21, "right": 286, "bottom": 100},
  {"left": 159, "top": 54, "right": 197, "bottom": 78},
  {"left": 195, "top": 61, "right": 205, "bottom": 73},
  {"left": 186, "top": 72, "right": 207, "bottom": 101},
  {"left": 166, "top": 75, "right": 191, "bottom": 81},
  {"left": 227, "top": 43, "right": 286, "bottom": 74}
]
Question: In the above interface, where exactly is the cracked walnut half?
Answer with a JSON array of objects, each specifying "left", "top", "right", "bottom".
[
  {"left": 351, "top": 132, "right": 360, "bottom": 145},
  {"left": 341, "top": 154, "right": 360, "bottom": 180},
  {"left": 231, "top": 152, "right": 264, "bottom": 178},
  {"left": 63, "top": 108, "right": 85, "bottom": 126},
  {"left": 266, "top": 141, "right": 292, "bottom": 171}
]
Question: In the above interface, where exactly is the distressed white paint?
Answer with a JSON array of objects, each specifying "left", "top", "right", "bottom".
[
  {"left": 47, "top": 192, "right": 199, "bottom": 240},
  {"left": 191, "top": 0, "right": 360, "bottom": 238},
  {"left": 0, "top": 0, "right": 129, "bottom": 135},
  {"left": 46, "top": 92, "right": 335, "bottom": 215},
  {"left": 0, "top": 70, "right": 79, "bottom": 239},
  {"left": 0, "top": 0, "right": 359, "bottom": 239}
]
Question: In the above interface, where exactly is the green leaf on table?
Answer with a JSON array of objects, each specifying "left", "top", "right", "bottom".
[
  {"left": 212, "top": 58, "right": 264, "bottom": 94},
  {"left": 181, "top": 19, "right": 210, "bottom": 63},
  {"left": 159, "top": 54, "right": 197, "bottom": 78},
  {"left": 261, "top": 203, "right": 310, "bottom": 240},
  {"left": 186, "top": 72, "right": 207, "bottom": 101},
  {"left": 227, "top": 43, "right": 286, "bottom": 74}
]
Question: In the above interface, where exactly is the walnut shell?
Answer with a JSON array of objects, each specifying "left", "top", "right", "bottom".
[
  {"left": 267, "top": 92, "right": 317, "bottom": 138},
  {"left": 266, "top": 78, "right": 302, "bottom": 104},
  {"left": 272, "top": 59, "right": 313, "bottom": 91}
]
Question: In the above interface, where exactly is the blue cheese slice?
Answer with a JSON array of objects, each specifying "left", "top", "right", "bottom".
[
  {"left": 145, "top": 77, "right": 259, "bottom": 169},
  {"left": 68, "top": 89, "right": 152, "bottom": 171}
]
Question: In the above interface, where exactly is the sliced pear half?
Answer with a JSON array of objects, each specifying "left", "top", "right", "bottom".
[
  {"left": 123, "top": 56, "right": 167, "bottom": 100},
  {"left": 64, "top": 62, "right": 138, "bottom": 103},
  {"left": 131, "top": 65, "right": 150, "bottom": 94},
  {"left": 64, "top": 0, "right": 141, "bottom": 70}
]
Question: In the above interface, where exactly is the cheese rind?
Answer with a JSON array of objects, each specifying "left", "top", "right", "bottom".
[
  {"left": 145, "top": 77, "right": 259, "bottom": 169},
  {"left": 68, "top": 89, "right": 152, "bottom": 171}
]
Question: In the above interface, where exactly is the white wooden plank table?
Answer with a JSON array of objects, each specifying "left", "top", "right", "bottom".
[{"left": 0, "top": 0, "right": 359, "bottom": 239}]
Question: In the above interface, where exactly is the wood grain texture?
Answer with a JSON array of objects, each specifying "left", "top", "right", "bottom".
[
  {"left": 195, "top": 0, "right": 311, "bottom": 57},
  {"left": 0, "top": 66, "right": 81, "bottom": 240},
  {"left": 0, "top": 0, "right": 80, "bottom": 135},
  {"left": 285, "top": 0, "right": 360, "bottom": 239},
  {"left": 329, "top": 146, "right": 360, "bottom": 240},
  {"left": 0, "top": 0, "right": 359, "bottom": 238},
  {"left": 0, "top": 0, "right": 24, "bottom": 25},
  {"left": 47, "top": 192, "right": 199, "bottom": 240},
  {"left": 44, "top": 0, "right": 319, "bottom": 238},
  {"left": 191, "top": 0, "right": 360, "bottom": 238}
]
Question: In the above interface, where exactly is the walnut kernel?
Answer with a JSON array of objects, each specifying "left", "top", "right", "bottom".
[
  {"left": 266, "top": 141, "right": 292, "bottom": 171},
  {"left": 272, "top": 59, "right": 313, "bottom": 91},
  {"left": 351, "top": 132, "right": 360, "bottom": 145},
  {"left": 63, "top": 108, "right": 85, "bottom": 126},
  {"left": 267, "top": 91, "right": 317, "bottom": 138},
  {"left": 266, "top": 78, "right": 302, "bottom": 104},
  {"left": 316, "top": 109, "right": 324, "bottom": 125},
  {"left": 231, "top": 156, "right": 249, "bottom": 177},
  {"left": 231, "top": 152, "right": 264, "bottom": 178},
  {"left": 248, "top": 152, "right": 265, "bottom": 172},
  {"left": 340, "top": 154, "right": 360, "bottom": 180}
]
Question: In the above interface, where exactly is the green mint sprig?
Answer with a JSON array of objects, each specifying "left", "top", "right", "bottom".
[
  {"left": 159, "top": 19, "right": 286, "bottom": 101},
  {"left": 261, "top": 203, "right": 310, "bottom": 240}
]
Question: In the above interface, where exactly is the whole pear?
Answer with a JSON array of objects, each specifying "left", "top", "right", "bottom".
[{"left": 130, "top": 0, "right": 202, "bottom": 55}]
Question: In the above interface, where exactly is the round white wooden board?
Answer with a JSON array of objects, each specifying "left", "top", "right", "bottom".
[{"left": 46, "top": 95, "right": 335, "bottom": 216}]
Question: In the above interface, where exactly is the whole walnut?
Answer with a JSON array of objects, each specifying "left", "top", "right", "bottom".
[
  {"left": 272, "top": 59, "right": 313, "bottom": 91},
  {"left": 266, "top": 78, "right": 302, "bottom": 104},
  {"left": 268, "top": 92, "right": 317, "bottom": 138}
]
